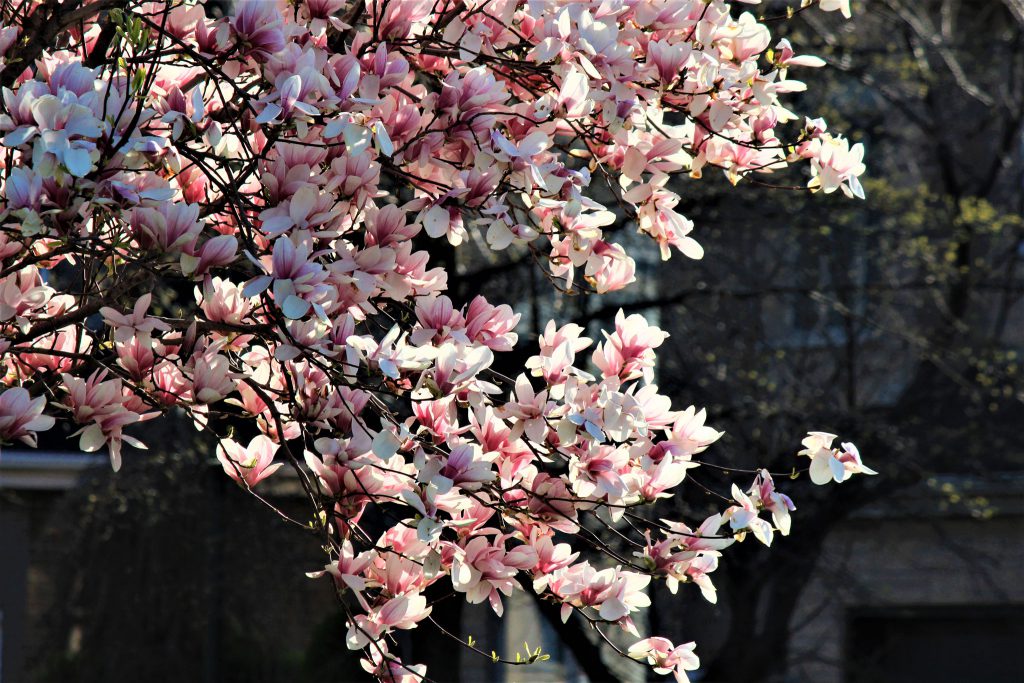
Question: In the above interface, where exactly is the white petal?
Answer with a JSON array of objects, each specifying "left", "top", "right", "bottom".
[
  {"left": 282, "top": 295, "right": 311, "bottom": 319},
  {"left": 371, "top": 430, "right": 401, "bottom": 459},
  {"left": 809, "top": 455, "right": 833, "bottom": 485},
  {"left": 709, "top": 100, "right": 732, "bottom": 132},
  {"left": 423, "top": 205, "right": 450, "bottom": 239},
  {"left": 63, "top": 147, "right": 94, "bottom": 177}
]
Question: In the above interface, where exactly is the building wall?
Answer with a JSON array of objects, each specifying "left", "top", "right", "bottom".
[
  {"left": 1, "top": 451, "right": 101, "bottom": 683},
  {"left": 0, "top": 500, "right": 30, "bottom": 683},
  {"left": 786, "top": 477, "right": 1024, "bottom": 683}
]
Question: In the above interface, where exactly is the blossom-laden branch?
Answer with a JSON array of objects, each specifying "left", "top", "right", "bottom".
[{"left": 0, "top": 0, "right": 872, "bottom": 679}]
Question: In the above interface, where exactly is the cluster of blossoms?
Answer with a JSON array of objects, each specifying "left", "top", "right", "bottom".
[{"left": 0, "top": 0, "right": 871, "bottom": 680}]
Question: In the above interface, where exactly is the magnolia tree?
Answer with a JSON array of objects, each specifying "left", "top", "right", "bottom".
[{"left": 0, "top": 0, "right": 873, "bottom": 680}]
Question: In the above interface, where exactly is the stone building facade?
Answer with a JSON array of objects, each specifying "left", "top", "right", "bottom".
[{"left": 786, "top": 474, "right": 1024, "bottom": 683}]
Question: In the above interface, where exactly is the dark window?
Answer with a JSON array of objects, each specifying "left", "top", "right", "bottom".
[{"left": 846, "top": 605, "right": 1024, "bottom": 683}]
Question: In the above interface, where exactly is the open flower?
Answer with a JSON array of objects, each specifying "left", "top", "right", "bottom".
[
  {"left": 451, "top": 535, "right": 537, "bottom": 616},
  {"left": 748, "top": 469, "right": 796, "bottom": 535},
  {"left": 230, "top": 0, "right": 285, "bottom": 60},
  {"left": 345, "top": 592, "right": 432, "bottom": 649},
  {"left": 101, "top": 293, "right": 171, "bottom": 343},
  {"left": 819, "top": 0, "right": 853, "bottom": 19},
  {"left": 217, "top": 434, "right": 283, "bottom": 487},
  {"left": 190, "top": 352, "right": 237, "bottom": 404},
  {"left": 62, "top": 371, "right": 151, "bottom": 471},
  {"left": 628, "top": 637, "right": 700, "bottom": 683},
  {"left": 3, "top": 91, "right": 102, "bottom": 179},
  {"left": 799, "top": 432, "right": 877, "bottom": 485},
  {"left": 0, "top": 387, "right": 54, "bottom": 448},
  {"left": 807, "top": 135, "right": 866, "bottom": 199},
  {"left": 723, "top": 483, "right": 775, "bottom": 547}
]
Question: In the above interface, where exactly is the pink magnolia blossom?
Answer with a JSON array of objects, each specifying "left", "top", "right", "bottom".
[
  {"left": 659, "top": 406, "right": 724, "bottom": 459},
  {"left": 592, "top": 310, "right": 669, "bottom": 383},
  {"left": 0, "top": 266, "right": 52, "bottom": 323},
  {"left": 647, "top": 40, "right": 692, "bottom": 85},
  {"left": 748, "top": 469, "right": 797, "bottom": 535},
  {"left": 568, "top": 444, "right": 631, "bottom": 500},
  {"left": 497, "top": 374, "right": 551, "bottom": 443},
  {"left": 625, "top": 183, "right": 705, "bottom": 261},
  {"left": 525, "top": 321, "right": 593, "bottom": 391},
  {"left": 723, "top": 483, "right": 776, "bottom": 547},
  {"left": 450, "top": 535, "right": 538, "bottom": 615},
  {"left": 800, "top": 432, "right": 877, "bottom": 485},
  {"left": 230, "top": 0, "right": 285, "bottom": 61},
  {"left": 6, "top": 91, "right": 103, "bottom": 178},
  {"left": 189, "top": 351, "right": 237, "bottom": 404},
  {"left": 549, "top": 562, "right": 652, "bottom": 626},
  {"left": 807, "top": 135, "right": 866, "bottom": 199},
  {"left": 316, "top": 539, "right": 373, "bottom": 591},
  {"left": 0, "top": 387, "right": 54, "bottom": 448},
  {"left": 128, "top": 202, "right": 205, "bottom": 253},
  {"left": 359, "top": 649, "right": 427, "bottom": 683},
  {"left": 61, "top": 371, "right": 151, "bottom": 471},
  {"left": 197, "top": 277, "right": 253, "bottom": 326},
  {"left": 116, "top": 337, "right": 156, "bottom": 381},
  {"left": 0, "top": 2, "right": 874, "bottom": 679},
  {"left": 101, "top": 293, "right": 171, "bottom": 343},
  {"left": 433, "top": 442, "right": 496, "bottom": 491},
  {"left": 628, "top": 637, "right": 700, "bottom": 683},
  {"left": 820, "top": 0, "right": 853, "bottom": 19},
  {"left": 217, "top": 434, "right": 283, "bottom": 487},
  {"left": 346, "top": 592, "right": 432, "bottom": 649},
  {"left": 774, "top": 39, "right": 827, "bottom": 70}
]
